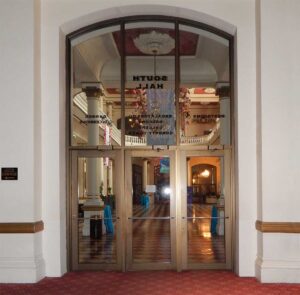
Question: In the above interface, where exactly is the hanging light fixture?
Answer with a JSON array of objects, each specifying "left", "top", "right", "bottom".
[
  {"left": 133, "top": 30, "right": 175, "bottom": 55},
  {"left": 133, "top": 30, "right": 175, "bottom": 140}
]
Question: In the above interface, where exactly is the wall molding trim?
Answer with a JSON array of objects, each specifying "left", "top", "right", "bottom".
[
  {"left": 0, "top": 221, "right": 44, "bottom": 234},
  {"left": 256, "top": 220, "right": 300, "bottom": 233},
  {"left": 255, "top": 257, "right": 300, "bottom": 283},
  {"left": 0, "top": 255, "right": 45, "bottom": 283}
]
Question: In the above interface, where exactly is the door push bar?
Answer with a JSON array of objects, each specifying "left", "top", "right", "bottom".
[
  {"left": 73, "top": 216, "right": 120, "bottom": 220},
  {"left": 73, "top": 216, "right": 228, "bottom": 220},
  {"left": 128, "top": 216, "right": 175, "bottom": 220},
  {"left": 182, "top": 216, "right": 229, "bottom": 220}
]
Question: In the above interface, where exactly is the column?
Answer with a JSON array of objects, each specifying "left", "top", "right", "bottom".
[
  {"left": 217, "top": 157, "right": 225, "bottom": 236},
  {"left": 220, "top": 97, "right": 230, "bottom": 145},
  {"left": 187, "top": 157, "right": 191, "bottom": 186},
  {"left": 216, "top": 82, "right": 230, "bottom": 145},
  {"left": 143, "top": 159, "right": 148, "bottom": 191},
  {"left": 108, "top": 160, "right": 113, "bottom": 193},
  {"left": 107, "top": 102, "right": 113, "bottom": 120},
  {"left": 78, "top": 158, "right": 84, "bottom": 199},
  {"left": 103, "top": 165, "right": 107, "bottom": 196},
  {"left": 81, "top": 82, "right": 105, "bottom": 236}
]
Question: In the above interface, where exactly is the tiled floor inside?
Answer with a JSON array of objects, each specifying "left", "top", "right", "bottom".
[{"left": 78, "top": 204, "right": 225, "bottom": 265}]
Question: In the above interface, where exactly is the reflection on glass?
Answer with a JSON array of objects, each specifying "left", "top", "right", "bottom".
[
  {"left": 187, "top": 156, "right": 225, "bottom": 264},
  {"left": 132, "top": 157, "right": 170, "bottom": 217},
  {"left": 77, "top": 156, "right": 117, "bottom": 264},
  {"left": 131, "top": 157, "right": 171, "bottom": 263},
  {"left": 71, "top": 25, "right": 121, "bottom": 146},
  {"left": 78, "top": 220, "right": 117, "bottom": 264},
  {"left": 188, "top": 219, "right": 225, "bottom": 264},
  {"left": 132, "top": 220, "right": 171, "bottom": 263},
  {"left": 71, "top": 21, "right": 232, "bottom": 147},
  {"left": 125, "top": 22, "right": 176, "bottom": 146},
  {"left": 179, "top": 24, "right": 231, "bottom": 146}
]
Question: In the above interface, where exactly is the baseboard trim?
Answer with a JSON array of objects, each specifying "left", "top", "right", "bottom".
[
  {"left": 256, "top": 220, "right": 300, "bottom": 233},
  {"left": 0, "top": 255, "right": 45, "bottom": 283},
  {"left": 0, "top": 221, "right": 44, "bottom": 233},
  {"left": 256, "top": 257, "right": 300, "bottom": 283}
]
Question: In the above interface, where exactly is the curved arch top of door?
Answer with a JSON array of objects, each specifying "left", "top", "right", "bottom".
[{"left": 61, "top": 5, "right": 236, "bottom": 39}]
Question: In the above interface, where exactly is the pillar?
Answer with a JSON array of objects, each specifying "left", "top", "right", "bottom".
[
  {"left": 99, "top": 96, "right": 106, "bottom": 194},
  {"left": 107, "top": 102, "right": 113, "bottom": 120},
  {"left": 78, "top": 158, "right": 84, "bottom": 198},
  {"left": 106, "top": 102, "right": 113, "bottom": 194},
  {"left": 220, "top": 97, "right": 230, "bottom": 145},
  {"left": 81, "top": 82, "right": 105, "bottom": 236},
  {"left": 143, "top": 159, "right": 148, "bottom": 191},
  {"left": 108, "top": 160, "right": 113, "bottom": 193},
  {"left": 216, "top": 82, "right": 231, "bottom": 145},
  {"left": 187, "top": 157, "right": 191, "bottom": 186}
]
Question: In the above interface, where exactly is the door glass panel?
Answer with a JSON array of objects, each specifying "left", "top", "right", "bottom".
[
  {"left": 131, "top": 156, "right": 171, "bottom": 263},
  {"left": 124, "top": 22, "right": 176, "bottom": 146},
  {"left": 186, "top": 156, "right": 225, "bottom": 264},
  {"left": 179, "top": 24, "right": 231, "bottom": 146},
  {"left": 70, "top": 25, "right": 122, "bottom": 147},
  {"left": 76, "top": 155, "right": 117, "bottom": 264}
]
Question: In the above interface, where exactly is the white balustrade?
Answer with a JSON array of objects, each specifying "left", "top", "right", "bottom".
[
  {"left": 125, "top": 135, "right": 146, "bottom": 146},
  {"left": 74, "top": 92, "right": 221, "bottom": 146},
  {"left": 180, "top": 121, "right": 220, "bottom": 145}
]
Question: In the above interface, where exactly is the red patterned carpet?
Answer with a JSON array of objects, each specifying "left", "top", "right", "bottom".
[{"left": 1, "top": 271, "right": 300, "bottom": 295}]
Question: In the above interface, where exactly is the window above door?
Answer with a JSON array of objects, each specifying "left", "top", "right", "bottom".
[{"left": 68, "top": 17, "right": 232, "bottom": 148}]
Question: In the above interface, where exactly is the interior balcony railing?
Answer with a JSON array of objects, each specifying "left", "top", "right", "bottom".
[
  {"left": 73, "top": 92, "right": 220, "bottom": 147},
  {"left": 180, "top": 121, "right": 220, "bottom": 145}
]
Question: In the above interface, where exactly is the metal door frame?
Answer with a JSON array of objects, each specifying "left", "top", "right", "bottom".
[
  {"left": 179, "top": 149, "right": 233, "bottom": 270},
  {"left": 125, "top": 149, "right": 177, "bottom": 270}
]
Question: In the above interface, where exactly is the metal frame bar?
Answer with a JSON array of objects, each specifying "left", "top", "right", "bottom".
[
  {"left": 75, "top": 217, "right": 120, "bottom": 221},
  {"left": 128, "top": 217, "right": 175, "bottom": 220},
  {"left": 182, "top": 217, "right": 229, "bottom": 220},
  {"left": 175, "top": 20, "right": 180, "bottom": 145}
]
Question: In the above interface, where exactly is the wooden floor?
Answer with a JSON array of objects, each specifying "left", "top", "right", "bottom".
[{"left": 78, "top": 204, "right": 225, "bottom": 266}]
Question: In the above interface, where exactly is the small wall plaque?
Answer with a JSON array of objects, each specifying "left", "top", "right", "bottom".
[{"left": 1, "top": 167, "right": 18, "bottom": 180}]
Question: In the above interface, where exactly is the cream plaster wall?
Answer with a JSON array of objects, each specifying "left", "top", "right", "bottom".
[
  {"left": 255, "top": 0, "right": 300, "bottom": 283},
  {"left": 0, "top": 0, "right": 44, "bottom": 283}
]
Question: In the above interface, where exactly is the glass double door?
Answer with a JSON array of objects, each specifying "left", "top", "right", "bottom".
[{"left": 70, "top": 149, "right": 232, "bottom": 271}]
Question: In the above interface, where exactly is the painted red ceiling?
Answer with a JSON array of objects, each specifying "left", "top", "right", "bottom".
[{"left": 112, "top": 28, "right": 198, "bottom": 56}]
